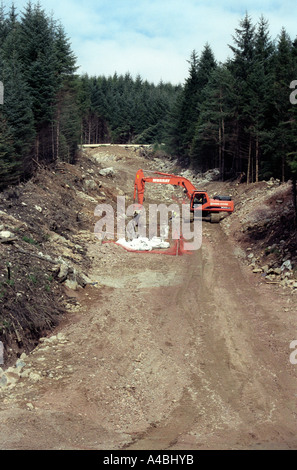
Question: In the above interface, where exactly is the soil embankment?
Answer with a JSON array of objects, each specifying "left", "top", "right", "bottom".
[{"left": 0, "top": 145, "right": 296, "bottom": 449}]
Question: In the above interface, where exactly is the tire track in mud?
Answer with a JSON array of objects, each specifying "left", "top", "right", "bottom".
[
  {"left": 124, "top": 240, "right": 212, "bottom": 450},
  {"left": 124, "top": 227, "right": 242, "bottom": 450},
  {"left": 125, "top": 250, "right": 203, "bottom": 450},
  {"left": 125, "top": 390, "right": 197, "bottom": 450},
  {"left": 124, "top": 223, "right": 297, "bottom": 450}
]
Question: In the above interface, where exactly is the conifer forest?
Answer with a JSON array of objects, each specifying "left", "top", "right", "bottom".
[{"left": 1, "top": 3, "right": 297, "bottom": 188}]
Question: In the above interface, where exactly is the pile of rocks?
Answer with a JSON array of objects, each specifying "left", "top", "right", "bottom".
[
  {"left": 265, "top": 177, "right": 281, "bottom": 187},
  {"left": 53, "top": 259, "right": 92, "bottom": 290},
  {"left": 176, "top": 168, "right": 221, "bottom": 185},
  {"left": 247, "top": 249, "right": 296, "bottom": 288},
  {"left": 0, "top": 333, "right": 69, "bottom": 390}
]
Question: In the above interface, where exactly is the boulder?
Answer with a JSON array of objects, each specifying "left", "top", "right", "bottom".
[
  {"left": 281, "top": 260, "right": 292, "bottom": 271},
  {"left": 0, "top": 230, "right": 14, "bottom": 239},
  {"left": 76, "top": 272, "right": 92, "bottom": 287},
  {"left": 29, "top": 371, "right": 42, "bottom": 382},
  {"left": 99, "top": 167, "right": 115, "bottom": 177},
  {"left": 64, "top": 280, "right": 78, "bottom": 290},
  {"left": 58, "top": 263, "right": 69, "bottom": 282},
  {"left": 84, "top": 179, "right": 97, "bottom": 190},
  {"left": 15, "top": 359, "right": 26, "bottom": 371}
]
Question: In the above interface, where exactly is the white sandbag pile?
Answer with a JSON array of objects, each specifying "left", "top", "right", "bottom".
[{"left": 116, "top": 236, "right": 170, "bottom": 251}]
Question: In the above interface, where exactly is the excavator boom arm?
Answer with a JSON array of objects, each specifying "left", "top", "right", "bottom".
[
  {"left": 133, "top": 168, "right": 234, "bottom": 216},
  {"left": 134, "top": 169, "right": 196, "bottom": 204}
]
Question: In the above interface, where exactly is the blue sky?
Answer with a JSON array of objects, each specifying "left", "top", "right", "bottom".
[{"left": 4, "top": 0, "right": 297, "bottom": 84}]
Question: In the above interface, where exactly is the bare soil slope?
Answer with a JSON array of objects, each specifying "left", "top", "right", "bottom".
[{"left": 0, "top": 145, "right": 296, "bottom": 450}]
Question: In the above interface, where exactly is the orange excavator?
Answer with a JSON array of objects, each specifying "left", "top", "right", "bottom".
[{"left": 133, "top": 169, "right": 234, "bottom": 223}]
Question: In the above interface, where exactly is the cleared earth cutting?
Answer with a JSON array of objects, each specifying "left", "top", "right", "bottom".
[{"left": 0, "top": 145, "right": 296, "bottom": 450}]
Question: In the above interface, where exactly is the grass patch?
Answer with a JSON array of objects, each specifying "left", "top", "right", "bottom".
[{"left": 22, "top": 235, "right": 39, "bottom": 245}]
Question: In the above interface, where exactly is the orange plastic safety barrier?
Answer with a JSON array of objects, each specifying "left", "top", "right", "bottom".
[{"left": 102, "top": 236, "right": 193, "bottom": 256}]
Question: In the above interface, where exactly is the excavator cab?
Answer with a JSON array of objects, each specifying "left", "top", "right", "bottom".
[{"left": 192, "top": 192, "right": 207, "bottom": 209}]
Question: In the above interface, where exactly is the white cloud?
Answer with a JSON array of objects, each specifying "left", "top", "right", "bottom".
[
  {"left": 7, "top": 0, "right": 297, "bottom": 84},
  {"left": 75, "top": 38, "right": 188, "bottom": 84}
]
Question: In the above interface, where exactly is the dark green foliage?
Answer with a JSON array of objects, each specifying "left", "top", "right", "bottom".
[
  {"left": 0, "top": 1, "right": 180, "bottom": 190},
  {"left": 190, "top": 65, "right": 237, "bottom": 176},
  {"left": 79, "top": 72, "right": 181, "bottom": 145},
  {"left": 170, "top": 47, "right": 216, "bottom": 163},
  {"left": 168, "top": 12, "right": 297, "bottom": 185},
  {"left": 0, "top": 1, "right": 79, "bottom": 188},
  {"left": 0, "top": 111, "right": 21, "bottom": 187},
  {"left": 1, "top": 4, "right": 297, "bottom": 192}
]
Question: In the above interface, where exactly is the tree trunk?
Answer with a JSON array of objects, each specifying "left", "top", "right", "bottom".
[
  {"left": 218, "top": 123, "right": 222, "bottom": 180},
  {"left": 247, "top": 136, "right": 252, "bottom": 185},
  {"left": 282, "top": 146, "right": 285, "bottom": 183},
  {"left": 255, "top": 134, "right": 259, "bottom": 183},
  {"left": 35, "top": 134, "right": 39, "bottom": 162},
  {"left": 221, "top": 117, "right": 225, "bottom": 181},
  {"left": 56, "top": 108, "right": 60, "bottom": 161},
  {"left": 293, "top": 174, "right": 297, "bottom": 227}
]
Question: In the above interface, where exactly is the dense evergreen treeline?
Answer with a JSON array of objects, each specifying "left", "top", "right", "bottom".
[
  {"left": 80, "top": 73, "right": 181, "bottom": 145},
  {"left": 0, "top": 2, "right": 181, "bottom": 189},
  {"left": 0, "top": 2, "right": 80, "bottom": 187},
  {"left": 168, "top": 14, "right": 297, "bottom": 183},
  {"left": 0, "top": 4, "right": 297, "bottom": 190}
]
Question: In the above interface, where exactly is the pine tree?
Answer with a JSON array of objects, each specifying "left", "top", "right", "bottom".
[
  {"left": 251, "top": 16, "right": 275, "bottom": 181},
  {"left": 266, "top": 28, "right": 295, "bottom": 181},
  {"left": 176, "top": 50, "right": 200, "bottom": 159},
  {"left": 1, "top": 23, "right": 35, "bottom": 177},
  {"left": 229, "top": 12, "right": 255, "bottom": 80},
  {"left": 228, "top": 13, "right": 256, "bottom": 177},
  {"left": 190, "top": 65, "right": 236, "bottom": 176},
  {"left": 0, "top": 1, "right": 8, "bottom": 47},
  {"left": 0, "top": 111, "right": 21, "bottom": 187},
  {"left": 53, "top": 23, "right": 77, "bottom": 82},
  {"left": 0, "top": 1, "right": 80, "bottom": 185},
  {"left": 52, "top": 22, "right": 79, "bottom": 161},
  {"left": 163, "top": 88, "right": 184, "bottom": 155},
  {"left": 18, "top": 3, "right": 58, "bottom": 162},
  {"left": 196, "top": 43, "right": 217, "bottom": 92}
]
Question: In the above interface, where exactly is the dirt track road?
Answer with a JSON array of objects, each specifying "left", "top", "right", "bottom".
[{"left": 0, "top": 148, "right": 297, "bottom": 450}]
